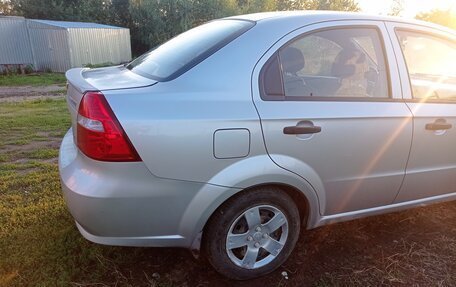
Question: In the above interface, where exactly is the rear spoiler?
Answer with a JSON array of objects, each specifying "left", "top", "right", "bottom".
[
  {"left": 65, "top": 68, "right": 96, "bottom": 93},
  {"left": 66, "top": 66, "right": 157, "bottom": 92}
]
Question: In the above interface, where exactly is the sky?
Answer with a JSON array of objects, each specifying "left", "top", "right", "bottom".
[{"left": 357, "top": 0, "right": 456, "bottom": 18}]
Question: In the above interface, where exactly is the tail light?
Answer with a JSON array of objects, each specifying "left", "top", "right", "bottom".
[{"left": 76, "top": 91, "right": 141, "bottom": 162}]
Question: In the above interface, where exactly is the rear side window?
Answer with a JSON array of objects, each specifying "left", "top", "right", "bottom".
[
  {"left": 396, "top": 30, "right": 456, "bottom": 101},
  {"left": 127, "top": 20, "right": 254, "bottom": 81},
  {"left": 261, "top": 27, "right": 390, "bottom": 100}
]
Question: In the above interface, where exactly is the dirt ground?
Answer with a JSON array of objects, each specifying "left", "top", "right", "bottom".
[
  {"left": 101, "top": 201, "right": 454, "bottom": 287},
  {"left": 1, "top": 87, "right": 455, "bottom": 286},
  {"left": 0, "top": 85, "right": 65, "bottom": 102}
]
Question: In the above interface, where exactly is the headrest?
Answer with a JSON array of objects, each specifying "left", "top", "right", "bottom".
[
  {"left": 332, "top": 49, "right": 358, "bottom": 78},
  {"left": 281, "top": 46, "right": 305, "bottom": 74}
]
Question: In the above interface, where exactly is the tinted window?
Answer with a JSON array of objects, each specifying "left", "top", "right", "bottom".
[
  {"left": 127, "top": 20, "right": 254, "bottom": 81},
  {"left": 297, "top": 35, "right": 342, "bottom": 77},
  {"left": 262, "top": 55, "right": 284, "bottom": 97},
  {"left": 272, "top": 28, "right": 389, "bottom": 99},
  {"left": 396, "top": 30, "right": 456, "bottom": 101}
]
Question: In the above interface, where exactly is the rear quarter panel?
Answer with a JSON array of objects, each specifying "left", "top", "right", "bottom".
[{"left": 102, "top": 20, "right": 296, "bottom": 186}]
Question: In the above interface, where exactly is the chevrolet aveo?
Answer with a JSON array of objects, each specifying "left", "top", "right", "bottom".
[{"left": 59, "top": 11, "right": 456, "bottom": 279}]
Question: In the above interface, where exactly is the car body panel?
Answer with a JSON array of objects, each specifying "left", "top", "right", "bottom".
[
  {"left": 83, "top": 65, "right": 157, "bottom": 91},
  {"left": 251, "top": 20, "right": 413, "bottom": 215},
  {"left": 59, "top": 129, "right": 319, "bottom": 247},
  {"left": 100, "top": 18, "right": 287, "bottom": 185},
  {"left": 59, "top": 129, "right": 243, "bottom": 246},
  {"left": 317, "top": 191, "right": 456, "bottom": 227},
  {"left": 59, "top": 12, "right": 456, "bottom": 250},
  {"left": 396, "top": 102, "right": 456, "bottom": 201},
  {"left": 65, "top": 66, "right": 157, "bottom": 142},
  {"left": 385, "top": 22, "right": 456, "bottom": 202}
]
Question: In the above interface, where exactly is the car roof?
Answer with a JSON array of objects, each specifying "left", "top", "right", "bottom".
[{"left": 226, "top": 11, "right": 455, "bottom": 35}]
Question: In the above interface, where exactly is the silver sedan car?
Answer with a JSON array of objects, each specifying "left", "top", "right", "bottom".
[{"left": 59, "top": 11, "right": 456, "bottom": 279}]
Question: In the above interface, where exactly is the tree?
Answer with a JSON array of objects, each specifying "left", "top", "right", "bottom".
[
  {"left": 8, "top": 0, "right": 74, "bottom": 19},
  {"left": 416, "top": 9, "right": 456, "bottom": 30},
  {"left": 8, "top": 0, "right": 112, "bottom": 22},
  {"left": 388, "top": 0, "right": 404, "bottom": 17},
  {"left": 4, "top": 0, "right": 362, "bottom": 56},
  {"left": 236, "top": 0, "right": 276, "bottom": 13},
  {"left": 129, "top": 0, "right": 242, "bottom": 53},
  {"left": 274, "top": 0, "right": 360, "bottom": 11},
  {"left": 110, "top": 0, "right": 132, "bottom": 27},
  {"left": 308, "top": 0, "right": 360, "bottom": 12},
  {"left": 275, "top": 0, "right": 303, "bottom": 10},
  {"left": 0, "top": 0, "right": 11, "bottom": 15}
]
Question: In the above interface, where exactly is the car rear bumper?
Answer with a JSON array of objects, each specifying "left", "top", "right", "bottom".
[
  {"left": 74, "top": 221, "right": 186, "bottom": 247},
  {"left": 59, "top": 128, "right": 236, "bottom": 248}
]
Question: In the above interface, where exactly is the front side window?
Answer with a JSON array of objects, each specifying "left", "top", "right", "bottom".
[
  {"left": 396, "top": 30, "right": 456, "bottom": 101},
  {"left": 261, "top": 27, "right": 389, "bottom": 100}
]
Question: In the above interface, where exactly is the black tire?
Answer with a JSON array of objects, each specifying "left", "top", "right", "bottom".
[{"left": 204, "top": 187, "right": 301, "bottom": 280}]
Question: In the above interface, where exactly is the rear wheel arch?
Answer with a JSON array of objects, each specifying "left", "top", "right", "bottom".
[
  {"left": 199, "top": 183, "right": 311, "bottom": 250},
  {"left": 238, "top": 183, "right": 310, "bottom": 225},
  {"left": 184, "top": 169, "right": 321, "bottom": 252}
]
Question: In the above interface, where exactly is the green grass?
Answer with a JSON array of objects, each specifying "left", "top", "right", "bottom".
[
  {"left": 0, "top": 99, "right": 175, "bottom": 286},
  {"left": 0, "top": 100, "right": 101, "bottom": 285},
  {"left": 83, "top": 62, "right": 114, "bottom": 69},
  {"left": 0, "top": 99, "right": 69, "bottom": 147},
  {"left": 0, "top": 73, "right": 66, "bottom": 87},
  {"left": 1, "top": 97, "right": 454, "bottom": 287},
  {"left": 0, "top": 99, "right": 73, "bottom": 286}
]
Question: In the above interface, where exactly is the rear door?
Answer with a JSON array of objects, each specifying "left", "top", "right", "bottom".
[
  {"left": 253, "top": 20, "right": 413, "bottom": 216},
  {"left": 385, "top": 22, "right": 456, "bottom": 202}
]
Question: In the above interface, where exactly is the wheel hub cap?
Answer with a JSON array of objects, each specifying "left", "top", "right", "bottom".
[{"left": 225, "top": 205, "right": 289, "bottom": 270}]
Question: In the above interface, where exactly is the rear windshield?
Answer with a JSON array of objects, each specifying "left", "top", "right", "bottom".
[{"left": 126, "top": 19, "right": 255, "bottom": 81}]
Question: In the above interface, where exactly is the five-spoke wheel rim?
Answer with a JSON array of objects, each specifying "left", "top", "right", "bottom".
[{"left": 225, "top": 205, "right": 289, "bottom": 269}]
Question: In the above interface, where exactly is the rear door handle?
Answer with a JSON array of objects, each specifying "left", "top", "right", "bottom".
[
  {"left": 283, "top": 126, "right": 322, "bottom": 135},
  {"left": 425, "top": 121, "right": 452, "bottom": 131}
]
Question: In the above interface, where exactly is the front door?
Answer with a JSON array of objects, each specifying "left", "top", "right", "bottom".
[{"left": 386, "top": 23, "right": 456, "bottom": 202}]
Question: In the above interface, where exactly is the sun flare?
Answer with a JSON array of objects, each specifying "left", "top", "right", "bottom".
[{"left": 358, "top": 0, "right": 456, "bottom": 18}]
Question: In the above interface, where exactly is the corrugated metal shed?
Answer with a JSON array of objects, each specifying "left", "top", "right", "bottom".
[
  {"left": 31, "top": 19, "right": 124, "bottom": 29},
  {"left": 27, "top": 19, "right": 72, "bottom": 72},
  {"left": 0, "top": 16, "right": 34, "bottom": 66},
  {"left": 0, "top": 16, "right": 132, "bottom": 72},
  {"left": 66, "top": 25, "right": 131, "bottom": 69}
]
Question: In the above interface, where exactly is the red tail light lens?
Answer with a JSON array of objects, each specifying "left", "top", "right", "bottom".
[{"left": 77, "top": 91, "right": 141, "bottom": 162}]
